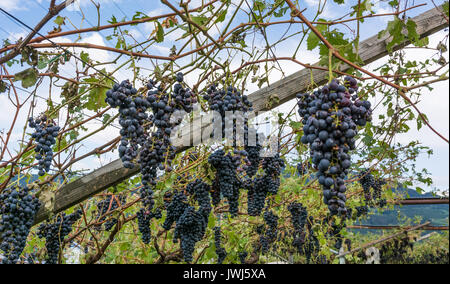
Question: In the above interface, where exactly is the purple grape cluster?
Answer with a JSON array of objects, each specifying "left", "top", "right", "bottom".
[
  {"left": 244, "top": 154, "right": 285, "bottom": 216},
  {"left": 37, "top": 210, "right": 82, "bottom": 264},
  {"left": 105, "top": 80, "right": 149, "bottom": 169},
  {"left": 358, "top": 169, "right": 387, "bottom": 208},
  {"left": 28, "top": 116, "right": 59, "bottom": 176},
  {"left": 173, "top": 206, "right": 207, "bottom": 263},
  {"left": 296, "top": 76, "right": 372, "bottom": 215},
  {"left": 213, "top": 226, "right": 227, "bottom": 264},
  {"left": 203, "top": 84, "right": 253, "bottom": 144},
  {"left": 138, "top": 74, "right": 195, "bottom": 215},
  {"left": 137, "top": 208, "right": 162, "bottom": 244},
  {"left": 258, "top": 211, "right": 278, "bottom": 254},
  {"left": 208, "top": 149, "right": 241, "bottom": 216},
  {"left": 0, "top": 186, "right": 40, "bottom": 264}
]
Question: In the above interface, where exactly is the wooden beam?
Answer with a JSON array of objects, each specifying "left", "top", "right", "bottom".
[
  {"left": 33, "top": 5, "right": 448, "bottom": 225},
  {"left": 337, "top": 221, "right": 432, "bottom": 258}
]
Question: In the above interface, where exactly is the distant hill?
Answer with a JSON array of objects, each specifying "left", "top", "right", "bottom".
[{"left": 354, "top": 185, "right": 449, "bottom": 230}]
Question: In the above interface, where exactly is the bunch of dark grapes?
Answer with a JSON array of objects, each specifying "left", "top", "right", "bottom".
[
  {"left": 0, "top": 186, "right": 40, "bottom": 264},
  {"left": 95, "top": 194, "right": 127, "bottom": 231},
  {"left": 208, "top": 149, "right": 241, "bottom": 216},
  {"left": 296, "top": 76, "right": 372, "bottom": 215},
  {"left": 258, "top": 211, "right": 278, "bottom": 254},
  {"left": 244, "top": 130, "right": 262, "bottom": 178},
  {"left": 163, "top": 180, "right": 212, "bottom": 262},
  {"left": 173, "top": 206, "right": 207, "bottom": 263},
  {"left": 358, "top": 170, "right": 387, "bottom": 208},
  {"left": 304, "top": 219, "right": 320, "bottom": 263},
  {"left": 244, "top": 146, "right": 261, "bottom": 177},
  {"left": 203, "top": 84, "right": 253, "bottom": 145},
  {"left": 297, "top": 162, "right": 310, "bottom": 177},
  {"left": 137, "top": 208, "right": 162, "bottom": 244},
  {"left": 329, "top": 221, "right": 345, "bottom": 251},
  {"left": 287, "top": 203, "right": 319, "bottom": 263},
  {"left": 245, "top": 176, "right": 267, "bottom": 216},
  {"left": 238, "top": 251, "right": 248, "bottom": 264},
  {"left": 162, "top": 191, "right": 189, "bottom": 230},
  {"left": 28, "top": 116, "right": 60, "bottom": 176},
  {"left": 288, "top": 202, "right": 308, "bottom": 252},
  {"left": 379, "top": 237, "right": 413, "bottom": 264},
  {"left": 373, "top": 178, "right": 387, "bottom": 207},
  {"left": 261, "top": 154, "right": 285, "bottom": 195},
  {"left": 244, "top": 155, "right": 284, "bottom": 216},
  {"left": 213, "top": 226, "right": 227, "bottom": 264},
  {"left": 186, "top": 179, "right": 212, "bottom": 219},
  {"left": 355, "top": 205, "right": 369, "bottom": 217},
  {"left": 105, "top": 80, "right": 149, "bottom": 169},
  {"left": 138, "top": 74, "right": 195, "bottom": 214},
  {"left": 37, "top": 210, "right": 82, "bottom": 264},
  {"left": 358, "top": 169, "right": 375, "bottom": 201}
]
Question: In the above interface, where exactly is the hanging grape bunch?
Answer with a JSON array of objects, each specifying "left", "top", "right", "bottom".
[
  {"left": 261, "top": 154, "right": 285, "bottom": 195},
  {"left": 358, "top": 169, "right": 387, "bottom": 208},
  {"left": 137, "top": 208, "right": 162, "bottom": 244},
  {"left": 296, "top": 76, "right": 372, "bottom": 215},
  {"left": 287, "top": 203, "right": 320, "bottom": 262},
  {"left": 258, "top": 210, "right": 279, "bottom": 254},
  {"left": 28, "top": 115, "right": 60, "bottom": 176},
  {"left": 288, "top": 202, "right": 308, "bottom": 252},
  {"left": 243, "top": 154, "right": 284, "bottom": 217},
  {"left": 161, "top": 179, "right": 212, "bottom": 263},
  {"left": 186, "top": 178, "right": 212, "bottom": 219},
  {"left": 358, "top": 169, "right": 375, "bottom": 202},
  {"left": 208, "top": 149, "right": 242, "bottom": 216},
  {"left": 105, "top": 80, "right": 149, "bottom": 169},
  {"left": 297, "top": 161, "right": 310, "bottom": 177},
  {"left": 244, "top": 132, "right": 262, "bottom": 178},
  {"left": 203, "top": 84, "right": 253, "bottom": 144},
  {"left": 37, "top": 209, "right": 82, "bottom": 264},
  {"left": 0, "top": 186, "right": 41, "bottom": 264},
  {"left": 162, "top": 191, "right": 189, "bottom": 230},
  {"left": 172, "top": 205, "right": 208, "bottom": 263},
  {"left": 213, "top": 226, "right": 227, "bottom": 264},
  {"left": 238, "top": 251, "right": 248, "bottom": 264},
  {"left": 136, "top": 73, "right": 195, "bottom": 241}
]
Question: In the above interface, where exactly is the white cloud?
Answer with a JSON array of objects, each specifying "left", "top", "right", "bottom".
[
  {"left": 147, "top": 7, "right": 167, "bottom": 18},
  {"left": 305, "top": 0, "right": 319, "bottom": 6},
  {"left": 372, "top": 1, "right": 394, "bottom": 23},
  {"left": 303, "top": 0, "right": 337, "bottom": 19},
  {"left": 128, "top": 28, "right": 142, "bottom": 39},
  {"left": 0, "top": 0, "right": 22, "bottom": 11},
  {"left": 65, "top": 0, "right": 123, "bottom": 12},
  {"left": 79, "top": 32, "right": 112, "bottom": 63}
]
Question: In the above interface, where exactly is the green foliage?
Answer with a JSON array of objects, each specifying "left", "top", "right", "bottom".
[
  {"left": 82, "top": 76, "right": 114, "bottom": 112},
  {"left": 14, "top": 68, "right": 38, "bottom": 88},
  {"left": 0, "top": 80, "right": 7, "bottom": 93}
]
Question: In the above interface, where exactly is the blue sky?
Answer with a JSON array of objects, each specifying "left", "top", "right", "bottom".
[{"left": 0, "top": 0, "right": 448, "bottom": 192}]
